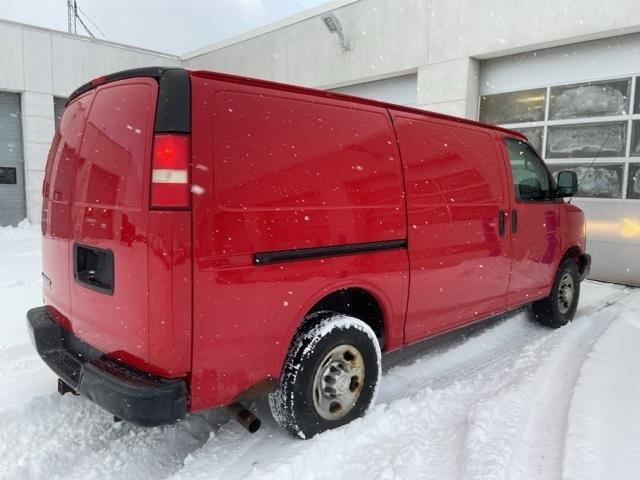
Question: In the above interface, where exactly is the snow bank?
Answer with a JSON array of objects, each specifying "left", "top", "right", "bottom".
[
  {"left": 0, "top": 221, "right": 42, "bottom": 347},
  {"left": 563, "top": 302, "right": 640, "bottom": 480}
]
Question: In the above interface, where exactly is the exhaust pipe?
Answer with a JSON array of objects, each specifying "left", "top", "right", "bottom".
[{"left": 226, "top": 402, "right": 261, "bottom": 433}]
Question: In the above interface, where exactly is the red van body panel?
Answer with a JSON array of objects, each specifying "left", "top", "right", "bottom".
[
  {"left": 42, "top": 90, "right": 94, "bottom": 328},
  {"left": 35, "top": 67, "right": 588, "bottom": 424},
  {"left": 42, "top": 77, "right": 191, "bottom": 378},
  {"left": 496, "top": 133, "right": 570, "bottom": 307},
  {"left": 188, "top": 72, "right": 409, "bottom": 410},
  {"left": 391, "top": 111, "right": 513, "bottom": 341}
]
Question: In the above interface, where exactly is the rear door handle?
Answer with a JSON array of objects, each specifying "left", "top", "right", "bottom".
[
  {"left": 511, "top": 209, "right": 518, "bottom": 234},
  {"left": 498, "top": 210, "right": 505, "bottom": 237}
]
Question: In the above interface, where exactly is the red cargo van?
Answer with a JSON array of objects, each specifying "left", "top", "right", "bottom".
[{"left": 28, "top": 67, "right": 590, "bottom": 439}]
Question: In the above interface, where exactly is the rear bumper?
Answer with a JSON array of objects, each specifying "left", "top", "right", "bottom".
[
  {"left": 27, "top": 307, "right": 187, "bottom": 427},
  {"left": 579, "top": 253, "right": 591, "bottom": 282}
]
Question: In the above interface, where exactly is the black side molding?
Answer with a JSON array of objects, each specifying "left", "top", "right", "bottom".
[{"left": 254, "top": 239, "right": 407, "bottom": 265}]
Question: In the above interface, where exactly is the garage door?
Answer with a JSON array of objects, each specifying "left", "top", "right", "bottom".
[
  {"left": 330, "top": 73, "right": 417, "bottom": 106},
  {"left": 0, "top": 92, "right": 25, "bottom": 226},
  {"left": 479, "top": 33, "right": 640, "bottom": 286}
]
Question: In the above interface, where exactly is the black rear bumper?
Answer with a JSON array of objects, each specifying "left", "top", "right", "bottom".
[{"left": 27, "top": 307, "right": 187, "bottom": 427}]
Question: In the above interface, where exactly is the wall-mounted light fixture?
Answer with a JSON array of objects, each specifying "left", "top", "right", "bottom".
[{"left": 321, "top": 13, "right": 351, "bottom": 52}]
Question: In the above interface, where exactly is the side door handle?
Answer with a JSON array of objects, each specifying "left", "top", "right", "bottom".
[
  {"left": 498, "top": 209, "right": 505, "bottom": 237},
  {"left": 511, "top": 209, "right": 518, "bottom": 234}
]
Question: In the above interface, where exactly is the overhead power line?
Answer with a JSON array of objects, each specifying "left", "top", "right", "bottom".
[
  {"left": 76, "top": 3, "right": 109, "bottom": 40},
  {"left": 66, "top": 0, "right": 108, "bottom": 40}
]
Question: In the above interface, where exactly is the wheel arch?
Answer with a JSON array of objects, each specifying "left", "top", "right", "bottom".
[{"left": 286, "top": 282, "right": 394, "bottom": 354}]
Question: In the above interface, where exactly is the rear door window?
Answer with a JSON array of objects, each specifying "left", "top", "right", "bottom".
[
  {"left": 44, "top": 91, "right": 94, "bottom": 203},
  {"left": 75, "top": 80, "right": 157, "bottom": 207}
]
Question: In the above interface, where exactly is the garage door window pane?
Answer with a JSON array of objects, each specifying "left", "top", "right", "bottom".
[
  {"left": 546, "top": 122, "right": 627, "bottom": 158},
  {"left": 635, "top": 77, "right": 640, "bottom": 114},
  {"left": 548, "top": 163, "right": 624, "bottom": 198},
  {"left": 514, "top": 127, "right": 543, "bottom": 154},
  {"left": 628, "top": 164, "right": 640, "bottom": 199},
  {"left": 549, "top": 78, "right": 630, "bottom": 119},
  {"left": 479, "top": 88, "right": 546, "bottom": 124},
  {"left": 631, "top": 120, "right": 640, "bottom": 157}
]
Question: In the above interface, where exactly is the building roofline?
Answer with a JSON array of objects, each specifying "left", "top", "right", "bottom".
[
  {"left": 180, "top": 0, "right": 361, "bottom": 60},
  {"left": 0, "top": 17, "right": 177, "bottom": 58}
]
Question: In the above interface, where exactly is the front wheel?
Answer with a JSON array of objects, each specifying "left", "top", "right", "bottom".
[
  {"left": 269, "top": 313, "right": 381, "bottom": 439},
  {"left": 529, "top": 258, "right": 580, "bottom": 328}
]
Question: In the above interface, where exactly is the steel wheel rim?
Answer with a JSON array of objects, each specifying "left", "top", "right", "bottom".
[
  {"left": 558, "top": 273, "right": 574, "bottom": 314},
  {"left": 312, "top": 344, "right": 365, "bottom": 421}
]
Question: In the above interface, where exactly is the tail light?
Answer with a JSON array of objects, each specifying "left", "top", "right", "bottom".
[{"left": 150, "top": 134, "right": 190, "bottom": 209}]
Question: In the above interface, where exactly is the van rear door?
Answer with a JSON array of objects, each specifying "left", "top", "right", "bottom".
[
  {"left": 42, "top": 90, "right": 95, "bottom": 327},
  {"left": 42, "top": 69, "right": 193, "bottom": 379},
  {"left": 66, "top": 78, "right": 157, "bottom": 370}
]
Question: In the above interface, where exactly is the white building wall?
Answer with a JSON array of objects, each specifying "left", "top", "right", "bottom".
[
  {"left": 0, "top": 19, "right": 179, "bottom": 222},
  {"left": 183, "top": 0, "right": 640, "bottom": 116}
]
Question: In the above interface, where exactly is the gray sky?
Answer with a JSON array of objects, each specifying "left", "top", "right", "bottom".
[{"left": 0, "top": 0, "right": 330, "bottom": 55}]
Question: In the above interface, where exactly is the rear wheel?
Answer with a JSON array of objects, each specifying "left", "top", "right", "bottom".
[
  {"left": 269, "top": 312, "right": 381, "bottom": 439},
  {"left": 529, "top": 259, "right": 580, "bottom": 328}
]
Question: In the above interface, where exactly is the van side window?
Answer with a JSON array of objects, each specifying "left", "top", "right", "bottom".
[{"left": 504, "top": 138, "right": 552, "bottom": 202}]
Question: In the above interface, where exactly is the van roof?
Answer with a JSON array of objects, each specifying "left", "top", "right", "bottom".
[
  {"left": 70, "top": 66, "right": 526, "bottom": 141},
  {"left": 191, "top": 69, "right": 526, "bottom": 139}
]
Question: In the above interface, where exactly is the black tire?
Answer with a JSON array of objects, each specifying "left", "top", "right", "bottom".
[
  {"left": 529, "top": 259, "right": 580, "bottom": 328},
  {"left": 269, "top": 312, "right": 381, "bottom": 439}
]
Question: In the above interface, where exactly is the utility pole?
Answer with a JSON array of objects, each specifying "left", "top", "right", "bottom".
[
  {"left": 67, "top": 0, "right": 77, "bottom": 34},
  {"left": 67, "top": 0, "right": 72, "bottom": 33}
]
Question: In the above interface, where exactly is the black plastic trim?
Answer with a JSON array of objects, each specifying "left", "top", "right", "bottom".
[
  {"left": 498, "top": 210, "right": 505, "bottom": 237},
  {"left": 27, "top": 307, "right": 187, "bottom": 427},
  {"left": 254, "top": 239, "right": 407, "bottom": 265},
  {"left": 155, "top": 69, "right": 190, "bottom": 133},
  {"left": 579, "top": 253, "right": 591, "bottom": 281},
  {"left": 73, "top": 243, "right": 114, "bottom": 296}
]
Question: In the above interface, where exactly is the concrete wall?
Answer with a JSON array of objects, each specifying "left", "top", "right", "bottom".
[
  {"left": 0, "top": 19, "right": 179, "bottom": 221},
  {"left": 183, "top": 0, "right": 640, "bottom": 117}
]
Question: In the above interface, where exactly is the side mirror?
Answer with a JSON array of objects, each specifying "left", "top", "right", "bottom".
[
  {"left": 519, "top": 178, "right": 543, "bottom": 200},
  {"left": 556, "top": 170, "right": 578, "bottom": 197}
]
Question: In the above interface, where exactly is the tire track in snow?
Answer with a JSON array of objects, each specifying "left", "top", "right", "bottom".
[
  {"left": 383, "top": 287, "right": 629, "bottom": 403},
  {"left": 458, "top": 289, "right": 631, "bottom": 480},
  {"left": 503, "top": 289, "right": 631, "bottom": 480}
]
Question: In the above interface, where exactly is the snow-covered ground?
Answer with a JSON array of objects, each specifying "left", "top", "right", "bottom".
[{"left": 1, "top": 221, "right": 639, "bottom": 480}]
